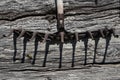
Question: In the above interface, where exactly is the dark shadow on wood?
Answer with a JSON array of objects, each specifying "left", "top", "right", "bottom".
[
  {"left": 32, "top": 37, "right": 39, "bottom": 65},
  {"left": 83, "top": 37, "right": 88, "bottom": 65},
  {"left": 21, "top": 37, "right": 28, "bottom": 63},
  {"left": 102, "top": 34, "right": 112, "bottom": 63},
  {"left": 93, "top": 37, "right": 100, "bottom": 64},
  {"left": 13, "top": 32, "right": 18, "bottom": 62},
  {"left": 71, "top": 41, "right": 77, "bottom": 67},
  {"left": 43, "top": 41, "right": 50, "bottom": 67},
  {"left": 59, "top": 42, "right": 63, "bottom": 68}
]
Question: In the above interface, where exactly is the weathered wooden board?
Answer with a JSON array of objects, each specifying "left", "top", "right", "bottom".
[
  {"left": 0, "top": 0, "right": 119, "bottom": 32},
  {"left": 0, "top": 0, "right": 119, "bottom": 79}
]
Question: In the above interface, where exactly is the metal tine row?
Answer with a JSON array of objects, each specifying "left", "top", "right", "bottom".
[
  {"left": 3, "top": 27, "right": 118, "bottom": 68},
  {"left": 102, "top": 28, "right": 113, "bottom": 64},
  {"left": 2, "top": 0, "right": 119, "bottom": 69},
  {"left": 13, "top": 29, "right": 34, "bottom": 63},
  {"left": 3, "top": 29, "right": 43, "bottom": 63},
  {"left": 85, "top": 28, "right": 119, "bottom": 65}
]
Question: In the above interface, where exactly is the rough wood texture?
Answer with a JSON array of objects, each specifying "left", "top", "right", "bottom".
[
  {"left": 0, "top": 0, "right": 120, "bottom": 79},
  {"left": 0, "top": 0, "right": 119, "bottom": 32}
]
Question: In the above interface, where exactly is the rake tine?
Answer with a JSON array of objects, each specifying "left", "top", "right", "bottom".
[
  {"left": 31, "top": 37, "right": 39, "bottom": 65},
  {"left": 83, "top": 37, "right": 88, "bottom": 65},
  {"left": 93, "top": 37, "right": 100, "bottom": 64},
  {"left": 59, "top": 42, "right": 63, "bottom": 68},
  {"left": 71, "top": 40, "right": 77, "bottom": 67},
  {"left": 13, "top": 31, "right": 18, "bottom": 62},
  {"left": 58, "top": 31, "right": 64, "bottom": 68},
  {"left": 43, "top": 41, "right": 50, "bottom": 67},
  {"left": 102, "top": 34, "right": 112, "bottom": 64},
  {"left": 21, "top": 37, "right": 28, "bottom": 63}
]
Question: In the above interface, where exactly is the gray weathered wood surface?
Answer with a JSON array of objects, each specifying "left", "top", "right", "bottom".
[
  {"left": 0, "top": 0, "right": 120, "bottom": 80},
  {"left": 0, "top": 0, "right": 119, "bottom": 32}
]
